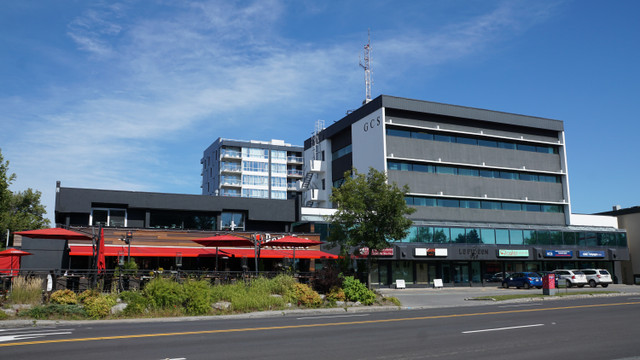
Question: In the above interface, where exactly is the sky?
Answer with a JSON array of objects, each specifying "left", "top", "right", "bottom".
[{"left": 1, "top": 0, "right": 639, "bottom": 223}]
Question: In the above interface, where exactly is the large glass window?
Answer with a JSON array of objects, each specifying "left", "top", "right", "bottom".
[
  {"left": 495, "top": 229, "right": 510, "bottom": 244},
  {"left": 271, "top": 163, "right": 287, "bottom": 174},
  {"left": 451, "top": 228, "right": 466, "bottom": 243},
  {"left": 433, "top": 227, "right": 450, "bottom": 243},
  {"left": 523, "top": 230, "right": 536, "bottom": 245},
  {"left": 242, "top": 188, "right": 269, "bottom": 198},
  {"left": 563, "top": 232, "right": 577, "bottom": 246},
  {"left": 271, "top": 190, "right": 287, "bottom": 199},
  {"left": 242, "top": 147, "right": 269, "bottom": 159},
  {"left": 271, "top": 176, "right": 287, "bottom": 188},
  {"left": 243, "top": 161, "right": 269, "bottom": 172},
  {"left": 91, "top": 208, "right": 126, "bottom": 227},
  {"left": 509, "top": 230, "right": 524, "bottom": 245},
  {"left": 242, "top": 175, "right": 268, "bottom": 186},
  {"left": 480, "top": 229, "right": 496, "bottom": 244},
  {"left": 271, "top": 150, "right": 286, "bottom": 161},
  {"left": 331, "top": 144, "right": 352, "bottom": 160},
  {"left": 221, "top": 212, "right": 245, "bottom": 231},
  {"left": 466, "top": 228, "right": 481, "bottom": 244}
]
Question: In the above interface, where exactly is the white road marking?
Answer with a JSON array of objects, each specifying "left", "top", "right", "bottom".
[
  {"left": 0, "top": 331, "right": 73, "bottom": 342},
  {"left": 297, "top": 314, "right": 370, "bottom": 320},
  {"left": 462, "top": 324, "right": 544, "bottom": 334}
]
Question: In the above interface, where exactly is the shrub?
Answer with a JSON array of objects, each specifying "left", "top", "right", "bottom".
[
  {"left": 267, "top": 274, "right": 297, "bottom": 295},
  {"left": 83, "top": 294, "right": 116, "bottom": 319},
  {"left": 341, "top": 276, "right": 376, "bottom": 305},
  {"left": 8, "top": 276, "right": 43, "bottom": 305},
  {"left": 23, "top": 304, "right": 86, "bottom": 320},
  {"left": 326, "top": 286, "right": 346, "bottom": 303},
  {"left": 50, "top": 289, "right": 78, "bottom": 305},
  {"left": 311, "top": 267, "right": 343, "bottom": 294},
  {"left": 78, "top": 289, "right": 101, "bottom": 304},
  {"left": 182, "top": 280, "right": 212, "bottom": 316},
  {"left": 143, "top": 277, "right": 186, "bottom": 309},
  {"left": 286, "top": 283, "right": 322, "bottom": 308},
  {"left": 0, "top": 310, "right": 8, "bottom": 320},
  {"left": 119, "top": 291, "right": 148, "bottom": 316}
]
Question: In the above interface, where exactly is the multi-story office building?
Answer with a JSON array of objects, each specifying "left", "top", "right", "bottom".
[
  {"left": 598, "top": 206, "right": 640, "bottom": 284},
  {"left": 201, "top": 138, "right": 304, "bottom": 200},
  {"left": 301, "top": 95, "right": 628, "bottom": 287}
]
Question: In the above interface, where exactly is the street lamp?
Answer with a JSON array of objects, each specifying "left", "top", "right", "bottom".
[{"left": 120, "top": 231, "right": 133, "bottom": 263}]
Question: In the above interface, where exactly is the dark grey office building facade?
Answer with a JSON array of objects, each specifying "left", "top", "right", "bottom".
[{"left": 302, "top": 95, "right": 628, "bottom": 287}]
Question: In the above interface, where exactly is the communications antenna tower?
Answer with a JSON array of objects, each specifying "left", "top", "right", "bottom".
[
  {"left": 359, "top": 29, "right": 372, "bottom": 104},
  {"left": 312, "top": 119, "right": 324, "bottom": 161}
]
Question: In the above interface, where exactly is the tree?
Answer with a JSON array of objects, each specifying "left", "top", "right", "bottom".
[
  {"left": 0, "top": 149, "right": 50, "bottom": 248},
  {"left": 327, "top": 167, "right": 415, "bottom": 288}
]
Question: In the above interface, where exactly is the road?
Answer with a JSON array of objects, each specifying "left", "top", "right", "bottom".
[{"left": 1, "top": 295, "right": 639, "bottom": 359}]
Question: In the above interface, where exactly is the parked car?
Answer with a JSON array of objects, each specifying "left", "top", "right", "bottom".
[
  {"left": 502, "top": 272, "right": 543, "bottom": 289},
  {"left": 581, "top": 269, "right": 613, "bottom": 288},
  {"left": 553, "top": 269, "right": 587, "bottom": 288},
  {"left": 488, "top": 272, "right": 509, "bottom": 283}
]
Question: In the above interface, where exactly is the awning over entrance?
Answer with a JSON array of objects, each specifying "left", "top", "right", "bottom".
[{"left": 68, "top": 245, "right": 339, "bottom": 259}]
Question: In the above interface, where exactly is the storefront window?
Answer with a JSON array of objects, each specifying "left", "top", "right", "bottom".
[
  {"left": 221, "top": 212, "right": 245, "bottom": 231},
  {"left": 466, "top": 229, "right": 481, "bottom": 244},
  {"left": 392, "top": 261, "right": 414, "bottom": 284},
  {"left": 451, "top": 228, "right": 466, "bottom": 243},
  {"left": 480, "top": 228, "right": 495, "bottom": 244},
  {"left": 523, "top": 230, "right": 536, "bottom": 245},
  {"left": 509, "top": 230, "right": 524, "bottom": 245},
  {"left": 496, "top": 229, "right": 509, "bottom": 244},
  {"left": 433, "top": 227, "right": 450, "bottom": 243},
  {"left": 550, "top": 231, "right": 563, "bottom": 245},
  {"left": 563, "top": 232, "right": 577, "bottom": 246}
]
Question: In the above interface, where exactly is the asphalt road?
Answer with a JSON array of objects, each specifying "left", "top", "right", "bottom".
[{"left": 2, "top": 295, "right": 640, "bottom": 360}]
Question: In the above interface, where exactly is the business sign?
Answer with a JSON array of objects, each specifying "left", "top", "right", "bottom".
[
  {"left": 359, "top": 247, "right": 394, "bottom": 256},
  {"left": 415, "top": 248, "right": 448, "bottom": 257},
  {"left": 578, "top": 250, "right": 605, "bottom": 258},
  {"left": 498, "top": 249, "right": 530, "bottom": 257},
  {"left": 544, "top": 250, "right": 573, "bottom": 258}
]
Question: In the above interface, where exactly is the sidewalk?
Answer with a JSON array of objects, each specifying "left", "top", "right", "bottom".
[{"left": 377, "top": 284, "right": 640, "bottom": 309}]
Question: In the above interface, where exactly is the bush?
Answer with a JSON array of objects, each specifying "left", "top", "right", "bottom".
[
  {"left": 326, "top": 286, "right": 346, "bottom": 303},
  {"left": 311, "top": 267, "right": 343, "bottom": 294},
  {"left": 143, "top": 277, "right": 186, "bottom": 309},
  {"left": 341, "top": 276, "right": 376, "bottom": 305},
  {"left": 182, "top": 280, "right": 212, "bottom": 316},
  {"left": 119, "top": 291, "right": 149, "bottom": 316},
  {"left": 83, "top": 294, "right": 116, "bottom": 319},
  {"left": 78, "top": 289, "right": 101, "bottom": 304},
  {"left": 23, "top": 304, "right": 86, "bottom": 320},
  {"left": 0, "top": 310, "right": 8, "bottom": 320},
  {"left": 286, "top": 283, "right": 322, "bottom": 308},
  {"left": 8, "top": 276, "right": 43, "bottom": 305},
  {"left": 50, "top": 289, "right": 78, "bottom": 305}
]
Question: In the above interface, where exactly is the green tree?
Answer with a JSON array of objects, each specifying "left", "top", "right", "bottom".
[
  {"left": 328, "top": 167, "right": 415, "bottom": 288},
  {"left": 0, "top": 149, "right": 50, "bottom": 248}
]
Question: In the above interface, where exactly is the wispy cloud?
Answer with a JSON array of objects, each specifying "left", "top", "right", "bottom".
[{"left": 1, "top": 0, "right": 558, "bottom": 221}]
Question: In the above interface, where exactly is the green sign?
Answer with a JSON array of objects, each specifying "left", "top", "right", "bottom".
[{"left": 498, "top": 249, "right": 530, "bottom": 257}]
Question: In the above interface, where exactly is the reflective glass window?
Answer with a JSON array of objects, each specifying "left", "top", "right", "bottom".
[
  {"left": 478, "top": 139, "right": 498, "bottom": 147},
  {"left": 498, "top": 142, "right": 516, "bottom": 150},
  {"left": 91, "top": 209, "right": 108, "bottom": 227},
  {"left": 509, "top": 230, "right": 524, "bottom": 245},
  {"left": 451, "top": 228, "right": 466, "bottom": 243},
  {"left": 563, "top": 232, "right": 577, "bottom": 246},
  {"left": 519, "top": 173, "right": 538, "bottom": 181},
  {"left": 542, "top": 204, "right": 563, "bottom": 213},
  {"left": 502, "top": 202, "right": 522, "bottom": 211},
  {"left": 458, "top": 168, "right": 479, "bottom": 177},
  {"left": 499, "top": 171, "right": 518, "bottom": 180},
  {"left": 414, "top": 197, "right": 436, "bottom": 207},
  {"left": 480, "top": 228, "right": 496, "bottom": 244},
  {"left": 523, "top": 230, "right": 536, "bottom": 245},
  {"left": 434, "top": 134, "right": 454, "bottom": 143},
  {"left": 461, "top": 200, "right": 481, "bottom": 209},
  {"left": 517, "top": 144, "right": 537, "bottom": 152},
  {"left": 412, "top": 132, "right": 433, "bottom": 140},
  {"left": 413, "top": 164, "right": 432, "bottom": 173},
  {"left": 386, "top": 128, "right": 411, "bottom": 138},
  {"left": 481, "top": 201, "right": 501, "bottom": 210},
  {"left": 495, "top": 229, "right": 510, "bottom": 244},
  {"left": 436, "top": 166, "right": 457, "bottom": 175},
  {"left": 524, "top": 204, "right": 542, "bottom": 212},
  {"left": 466, "top": 228, "right": 481, "bottom": 244},
  {"left": 404, "top": 196, "right": 414, "bottom": 205},
  {"left": 479, "top": 170, "right": 499, "bottom": 178},
  {"left": 456, "top": 137, "right": 477, "bottom": 145},
  {"left": 537, "top": 231, "right": 550, "bottom": 245},
  {"left": 433, "top": 227, "right": 450, "bottom": 243},
  {"left": 617, "top": 233, "right": 628, "bottom": 247},
  {"left": 437, "top": 198, "right": 459, "bottom": 208}
]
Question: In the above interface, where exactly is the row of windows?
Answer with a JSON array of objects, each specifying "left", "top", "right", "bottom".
[
  {"left": 242, "top": 147, "right": 269, "bottom": 159},
  {"left": 386, "top": 128, "right": 559, "bottom": 154},
  {"left": 271, "top": 190, "right": 287, "bottom": 200},
  {"left": 271, "top": 163, "right": 287, "bottom": 174},
  {"left": 271, "top": 177, "right": 287, "bottom": 188},
  {"left": 243, "top": 161, "right": 269, "bottom": 173},
  {"left": 221, "top": 162, "right": 241, "bottom": 172},
  {"left": 332, "top": 144, "right": 352, "bottom": 161},
  {"left": 400, "top": 226, "right": 627, "bottom": 247},
  {"left": 271, "top": 150, "right": 286, "bottom": 161},
  {"left": 242, "top": 175, "right": 268, "bottom": 186},
  {"left": 242, "top": 188, "right": 269, "bottom": 198},
  {"left": 388, "top": 161, "right": 560, "bottom": 183},
  {"left": 405, "top": 196, "right": 564, "bottom": 213}
]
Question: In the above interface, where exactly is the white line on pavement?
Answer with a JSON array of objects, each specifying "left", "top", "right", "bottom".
[{"left": 462, "top": 324, "right": 544, "bottom": 334}]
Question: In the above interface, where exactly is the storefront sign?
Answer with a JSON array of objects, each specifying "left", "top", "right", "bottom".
[
  {"left": 544, "top": 250, "right": 573, "bottom": 258},
  {"left": 414, "top": 248, "right": 448, "bottom": 257},
  {"left": 578, "top": 250, "right": 605, "bottom": 258},
  {"left": 498, "top": 249, "right": 530, "bottom": 257},
  {"left": 359, "top": 247, "right": 394, "bottom": 256}
]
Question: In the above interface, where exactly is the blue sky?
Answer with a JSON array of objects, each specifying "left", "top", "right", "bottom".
[{"left": 1, "top": 0, "right": 639, "bottom": 222}]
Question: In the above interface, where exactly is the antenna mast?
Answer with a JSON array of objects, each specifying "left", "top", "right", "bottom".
[{"left": 359, "top": 29, "right": 372, "bottom": 104}]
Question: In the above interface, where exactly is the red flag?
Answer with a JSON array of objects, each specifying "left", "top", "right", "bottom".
[{"left": 97, "top": 228, "right": 106, "bottom": 274}]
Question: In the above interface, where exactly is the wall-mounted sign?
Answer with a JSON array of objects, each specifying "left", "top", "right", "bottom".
[
  {"left": 544, "top": 250, "right": 573, "bottom": 258},
  {"left": 359, "top": 247, "right": 394, "bottom": 256},
  {"left": 415, "top": 248, "right": 448, "bottom": 257},
  {"left": 498, "top": 249, "right": 530, "bottom": 257},
  {"left": 578, "top": 250, "right": 605, "bottom": 258}
]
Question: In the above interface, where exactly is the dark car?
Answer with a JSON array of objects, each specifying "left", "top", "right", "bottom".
[{"left": 502, "top": 272, "right": 543, "bottom": 289}]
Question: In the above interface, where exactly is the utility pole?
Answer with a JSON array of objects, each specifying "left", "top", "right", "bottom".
[{"left": 359, "top": 29, "right": 372, "bottom": 104}]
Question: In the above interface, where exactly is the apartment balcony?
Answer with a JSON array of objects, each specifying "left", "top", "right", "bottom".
[
  {"left": 220, "top": 190, "right": 241, "bottom": 197},
  {"left": 306, "top": 188, "right": 319, "bottom": 202},
  {"left": 220, "top": 164, "right": 242, "bottom": 173},
  {"left": 287, "top": 169, "right": 303, "bottom": 177},
  {"left": 220, "top": 179, "right": 241, "bottom": 187},
  {"left": 221, "top": 149, "right": 242, "bottom": 159},
  {"left": 287, "top": 156, "right": 303, "bottom": 164},
  {"left": 309, "top": 160, "right": 323, "bottom": 173},
  {"left": 287, "top": 181, "right": 301, "bottom": 191}
]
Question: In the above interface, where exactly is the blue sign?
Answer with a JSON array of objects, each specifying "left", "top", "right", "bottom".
[
  {"left": 578, "top": 251, "right": 605, "bottom": 258},
  {"left": 544, "top": 250, "right": 573, "bottom": 258}
]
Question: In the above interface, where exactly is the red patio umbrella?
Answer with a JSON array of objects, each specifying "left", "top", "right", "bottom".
[
  {"left": 192, "top": 234, "right": 255, "bottom": 271},
  {"left": 261, "top": 236, "right": 323, "bottom": 271},
  {"left": 15, "top": 228, "right": 92, "bottom": 240},
  {"left": 0, "top": 248, "right": 32, "bottom": 276}
]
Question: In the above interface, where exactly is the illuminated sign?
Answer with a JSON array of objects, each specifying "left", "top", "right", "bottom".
[
  {"left": 359, "top": 247, "right": 394, "bottom": 256},
  {"left": 498, "top": 249, "right": 530, "bottom": 257},
  {"left": 578, "top": 251, "right": 605, "bottom": 258},
  {"left": 414, "top": 248, "right": 448, "bottom": 257},
  {"left": 544, "top": 250, "right": 573, "bottom": 258}
]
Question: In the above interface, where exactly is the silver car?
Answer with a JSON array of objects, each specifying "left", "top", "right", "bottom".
[
  {"left": 581, "top": 269, "right": 613, "bottom": 288},
  {"left": 553, "top": 269, "right": 587, "bottom": 288}
]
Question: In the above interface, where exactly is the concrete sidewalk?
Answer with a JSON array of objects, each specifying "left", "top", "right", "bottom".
[{"left": 377, "top": 284, "right": 640, "bottom": 309}]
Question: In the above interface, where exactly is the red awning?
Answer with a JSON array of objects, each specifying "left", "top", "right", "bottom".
[
  {"left": 224, "top": 248, "right": 338, "bottom": 260},
  {"left": 261, "top": 236, "right": 323, "bottom": 248},
  {"left": 69, "top": 245, "right": 232, "bottom": 258},
  {"left": 16, "top": 228, "right": 92, "bottom": 240},
  {"left": 192, "top": 234, "right": 254, "bottom": 247}
]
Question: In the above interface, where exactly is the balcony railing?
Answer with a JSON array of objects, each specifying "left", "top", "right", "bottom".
[
  {"left": 221, "top": 150, "right": 242, "bottom": 158},
  {"left": 221, "top": 164, "right": 242, "bottom": 172},
  {"left": 287, "top": 156, "right": 303, "bottom": 163},
  {"left": 287, "top": 169, "right": 303, "bottom": 177}
]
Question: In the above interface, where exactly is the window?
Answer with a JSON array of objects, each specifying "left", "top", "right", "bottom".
[
  {"left": 495, "top": 229, "right": 509, "bottom": 244},
  {"left": 451, "top": 228, "right": 466, "bottom": 243},
  {"left": 434, "top": 134, "right": 454, "bottom": 143},
  {"left": 456, "top": 137, "right": 477, "bottom": 146},
  {"left": 498, "top": 142, "right": 516, "bottom": 150},
  {"left": 478, "top": 139, "right": 498, "bottom": 147},
  {"left": 436, "top": 166, "right": 457, "bottom": 175},
  {"left": 243, "top": 161, "right": 269, "bottom": 173},
  {"left": 242, "top": 147, "right": 269, "bottom": 159},
  {"left": 437, "top": 198, "right": 459, "bottom": 208},
  {"left": 460, "top": 200, "right": 481, "bottom": 209},
  {"left": 271, "top": 176, "right": 287, "bottom": 188},
  {"left": 271, "top": 190, "right": 287, "bottom": 199},
  {"left": 413, "top": 197, "right": 436, "bottom": 206},
  {"left": 502, "top": 202, "right": 522, "bottom": 211},
  {"left": 271, "top": 163, "right": 287, "bottom": 174},
  {"left": 242, "top": 188, "right": 269, "bottom": 198},
  {"left": 386, "top": 128, "right": 411, "bottom": 138},
  {"left": 480, "top": 229, "right": 496, "bottom": 244},
  {"left": 433, "top": 227, "right": 451, "bottom": 243},
  {"left": 271, "top": 150, "right": 286, "bottom": 161},
  {"left": 91, "top": 208, "right": 127, "bottom": 227},
  {"left": 412, "top": 132, "right": 433, "bottom": 140},
  {"left": 509, "top": 230, "right": 524, "bottom": 245},
  {"left": 481, "top": 201, "right": 501, "bottom": 210},
  {"left": 242, "top": 175, "right": 268, "bottom": 186},
  {"left": 516, "top": 144, "right": 537, "bottom": 152},
  {"left": 458, "top": 168, "right": 479, "bottom": 177},
  {"left": 221, "top": 212, "right": 245, "bottom": 231},
  {"left": 332, "top": 144, "right": 352, "bottom": 160}
]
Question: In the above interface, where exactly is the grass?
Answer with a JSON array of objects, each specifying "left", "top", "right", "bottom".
[
  {"left": 8, "top": 276, "right": 44, "bottom": 305},
  {"left": 472, "top": 291, "right": 618, "bottom": 301}
]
